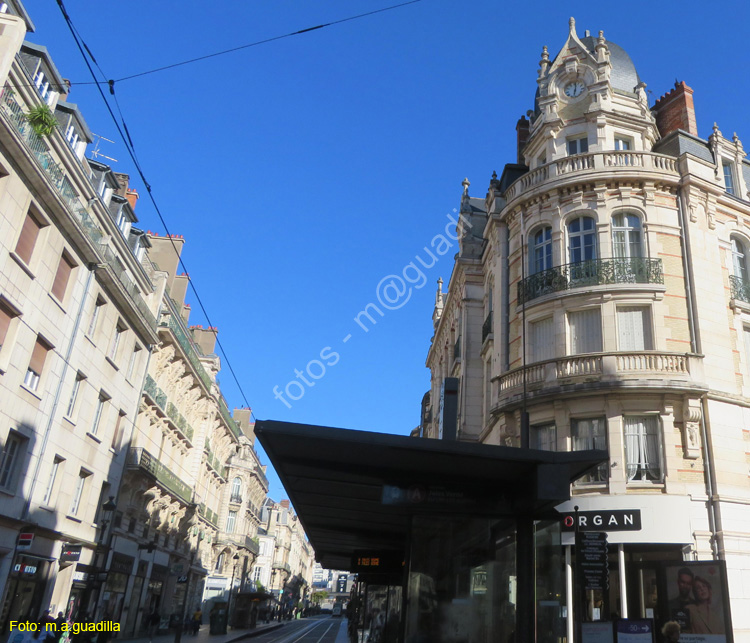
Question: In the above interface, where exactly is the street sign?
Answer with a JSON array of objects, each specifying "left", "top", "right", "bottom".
[
  {"left": 60, "top": 544, "right": 82, "bottom": 563},
  {"left": 176, "top": 575, "right": 188, "bottom": 584},
  {"left": 576, "top": 532, "right": 609, "bottom": 591},
  {"left": 17, "top": 533, "right": 34, "bottom": 550}
]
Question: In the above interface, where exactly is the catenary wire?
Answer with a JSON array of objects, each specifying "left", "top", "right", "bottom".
[
  {"left": 52, "top": 0, "right": 422, "bottom": 87},
  {"left": 55, "top": 0, "right": 263, "bottom": 420}
]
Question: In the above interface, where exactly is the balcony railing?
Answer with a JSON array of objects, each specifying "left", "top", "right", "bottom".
[
  {"left": 198, "top": 502, "right": 219, "bottom": 527},
  {"left": 254, "top": 464, "right": 269, "bottom": 490},
  {"left": 482, "top": 311, "right": 493, "bottom": 343},
  {"left": 159, "top": 313, "right": 213, "bottom": 391},
  {"left": 229, "top": 494, "right": 243, "bottom": 504},
  {"left": 729, "top": 275, "right": 750, "bottom": 303},
  {"left": 497, "top": 351, "right": 695, "bottom": 398},
  {"left": 504, "top": 150, "right": 678, "bottom": 202},
  {"left": 166, "top": 401, "right": 194, "bottom": 442},
  {"left": 1, "top": 88, "right": 157, "bottom": 331},
  {"left": 518, "top": 258, "right": 663, "bottom": 304},
  {"left": 218, "top": 397, "right": 242, "bottom": 439},
  {"left": 272, "top": 561, "right": 292, "bottom": 575},
  {"left": 128, "top": 447, "right": 192, "bottom": 504},
  {"left": 144, "top": 374, "right": 167, "bottom": 410}
]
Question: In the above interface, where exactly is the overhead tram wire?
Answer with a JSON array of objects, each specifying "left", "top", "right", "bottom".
[
  {"left": 55, "top": 0, "right": 261, "bottom": 419},
  {"left": 56, "top": 0, "right": 422, "bottom": 88}
]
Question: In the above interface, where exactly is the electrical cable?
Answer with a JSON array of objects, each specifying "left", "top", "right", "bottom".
[
  {"left": 55, "top": 0, "right": 269, "bottom": 422},
  {"left": 50, "top": 0, "right": 422, "bottom": 88}
]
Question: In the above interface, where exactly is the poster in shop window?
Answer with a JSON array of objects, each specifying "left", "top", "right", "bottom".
[{"left": 663, "top": 562, "right": 731, "bottom": 643}]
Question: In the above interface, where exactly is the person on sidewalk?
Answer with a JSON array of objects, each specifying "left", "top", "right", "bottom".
[
  {"left": 147, "top": 610, "right": 161, "bottom": 642},
  {"left": 191, "top": 608, "right": 202, "bottom": 635}
]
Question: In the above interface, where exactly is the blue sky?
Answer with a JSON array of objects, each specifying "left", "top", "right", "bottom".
[{"left": 27, "top": 0, "right": 750, "bottom": 499}]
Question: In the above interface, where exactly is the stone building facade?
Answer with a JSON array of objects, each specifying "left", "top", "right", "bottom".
[
  {"left": 425, "top": 18, "right": 750, "bottom": 642},
  {"left": 0, "top": 2, "right": 162, "bottom": 632}
]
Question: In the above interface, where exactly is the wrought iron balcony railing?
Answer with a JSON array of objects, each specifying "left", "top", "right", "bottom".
[
  {"left": 729, "top": 275, "right": 750, "bottom": 303},
  {"left": 518, "top": 257, "right": 663, "bottom": 304},
  {"left": 198, "top": 502, "right": 219, "bottom": 527},
  {"left": 128, "top": 447, "right": 193, "bottom": 504},
  {"left": 482, "top": 311, "right": 493, "bottom": 343},
  {"left": 229, "top": 494, "right": 243, "bottom": 504},
  {"left": 159, "top": 313, "right": 213, "bottom": 391}
]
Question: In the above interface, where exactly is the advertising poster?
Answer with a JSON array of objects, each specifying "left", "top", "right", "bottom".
[{"left": 663, "top": 562, "right": 729, "bottom": 643}]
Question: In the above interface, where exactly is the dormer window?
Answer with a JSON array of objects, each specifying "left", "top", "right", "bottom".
[
  {"left": 567, "top": 137, "right": 588, "bottom": 156},
  {"left": 33, "top": 69, "right": 50, "bottom": 102},
  {"left": 65, "top": 125, "right": 79, "bottom": 149},
  {"left": 115, "top": 208, "right": 130, "bottom": 235},
  {"left": 723, "top": 161, "right": 736, "bottom": 196}
]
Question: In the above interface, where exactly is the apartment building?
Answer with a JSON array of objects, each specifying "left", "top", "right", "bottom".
[
  {"left": 425, "top": 18, "right": 749, "bottom": 641},
  {"left": 0, "top": 2, "right": 162, "bottom": 632}
]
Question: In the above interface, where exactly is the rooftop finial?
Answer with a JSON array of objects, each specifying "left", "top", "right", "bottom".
[
  {"left": 462, "top": 177, "right": 470, "bottom": 195},
  {"left": 437, "top": 277, "right": 443, "bottom": 292},
  {"left": 569, "top": 16, "right": 576, "bottom": 36},
  {"left": 492, "top": 170, "right": 498, "bottom": 180}
]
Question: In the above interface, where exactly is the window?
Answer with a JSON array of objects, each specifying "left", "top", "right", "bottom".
[
  {"left": 215, "top": 552, "right": 225, "bottom": 572},
  {"left": 568, "top": 309, "right": 602, "bottom": 354},
  {"left": 25, "top": 336, "right": 51, "bottom": 391},
  {"left": 529, "top": 317, "right": 555, "bottom": 362},
  {"left": 723, "top": 162, "right": 736, "bottom": 196},
  {"left": 0, "top": 299, "right": 18, "bottom": 351},
  {"left": 611, "top": 213, "right": 643, "bottom": 259},
  {"left": 624, "top": 416, "right": 661, "bottom": 482},
  {"left": 51, "top": 252, "right": 75, "bottom": 301},
  {"left": 126, "top": 344, "right": 142, "bottom": 380},
  {"left": 231, "top": 477, "right": 242, "bottom": 501},
  {"left": 87, "top": 296, "right": 105, "bottom": 337},
  {"left": 531, "top": 423, "right": 556, "bottom": 451},
  {"left": 91, "top": 392, "right": 109, "bottom": 436},
  {"left": 226, "top": 510, "right": 237, "bottom": 533},
  {"left": 70, "top": 470, "right": 91, "bottom": 516},
  {"left": 253, "top": 566, "right": 262, "bottom": 582},
  {"left": 66, "top": 372, "right": 85, "bottom": 417},
  {"left": 567, "top": 137, "right": 589, "bottom": 156},
  {"left": 568, "top": 216, "right": 597, "bottom": 264},
  {"left": 111, "top": 412, "right": 125, "bottom": 450},
  {"left": 65, "top": 125, "right": 79, "bottom": 149},
  {"left": 614, "top": 137, "right": 631, "bottom": 151},
  {"left": 0, "top": 432, "right": 27, "bottom": 491},
  {"left": 731, "top": 237, "right": 748, "bottom": 282},
  {"left": 744, "top": 327, "right": 750, "bottom": 378},
  {"left": 33, "top": 69, "right": 50, "bottom": 102},
  {"left": 109, "top": 322, "right": 125, "bottom": 361},
  {"left": 617, "top": 307, "right": 652, "bottom": 351},
  {"left": 14, "top": 212, "right": 43, "bottom": 265},
  {"left": 571, "top": 417, "right": 607, "bottom": 482},
  {"left": 42, "top": 456, "right": 63, "bottom": 505},
  {"left": 530, "top": 226, "right": 553, "bottom": 274}
]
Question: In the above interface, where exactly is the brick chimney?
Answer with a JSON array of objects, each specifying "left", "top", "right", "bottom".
[
  {"left": 652, "top": 81, "right": 697, "bottom": 138},
  {"left": 516, "top": 116, "right": 530, "bottom": 164},
  {"left": 126, "top": 188, "right": 139, "bottom": 211},
  {"left": 280, "top": 499, "right": 290, "bottom": 509}
]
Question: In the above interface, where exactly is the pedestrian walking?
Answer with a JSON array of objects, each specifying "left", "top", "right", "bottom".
[{"left": 147, "top": 610, "right": 161, "bottom": 643}]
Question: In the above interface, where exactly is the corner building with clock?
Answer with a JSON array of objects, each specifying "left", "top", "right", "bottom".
[{"left": 423, "top": 18, "right": 750, "bottom": 641}]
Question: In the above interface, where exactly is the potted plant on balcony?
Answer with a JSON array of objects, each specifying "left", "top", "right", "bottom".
[{"left": 25, "top": 103, "right": 57, "bottom": 137}]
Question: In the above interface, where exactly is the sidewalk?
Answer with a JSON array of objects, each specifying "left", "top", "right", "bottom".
[
  {"left": 333, "top": 620, "right": 349, "bottom": 643},
  {"left": 121, "top": 622, "right": 283, "bottom": 643}
]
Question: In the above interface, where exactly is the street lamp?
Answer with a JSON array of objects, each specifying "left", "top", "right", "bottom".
[
  {"left": 228, "top": 553, "right": 240, "bottom": 626},
  {"left": 99, "top": 496, "right": 117, "bottom": 545},
  {"left": 93, "top": 496, "right": 118, "bottom": 620}
]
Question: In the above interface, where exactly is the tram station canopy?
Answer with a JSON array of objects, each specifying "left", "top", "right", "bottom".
[{"left": 255, "top": 420, "right": 607, "bottom": 571}]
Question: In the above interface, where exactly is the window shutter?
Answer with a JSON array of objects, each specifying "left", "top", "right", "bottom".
[
  {"left": 29, "top": 337, "right": 49, "bottom": 375},
  {"left": 618, "top": 307, "right": 651, "bottom": 351},
  {"left": 51, "top": 253, "right": 74, "bottom": 300},
  {"left": 0, "top": 303, "right": 13, "bottom": 347},
  {"left": 15, "top": 213, "right": 41, "bottom": 264}
]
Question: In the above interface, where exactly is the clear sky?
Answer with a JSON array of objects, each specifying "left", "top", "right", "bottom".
[{"left": 26, "top": 0, "right": 750, "bottom": 499}]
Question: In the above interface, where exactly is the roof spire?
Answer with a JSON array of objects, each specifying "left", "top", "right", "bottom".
[
  {"left": 462, "top": 177, "right": 470, "bottom": 196},
  {"left": 569, "top": 16, "right": 577, "bottom": 36}
]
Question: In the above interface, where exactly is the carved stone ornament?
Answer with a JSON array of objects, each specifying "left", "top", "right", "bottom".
[{"left": 681, "top": 401, "right": 701, "bottom": 459}]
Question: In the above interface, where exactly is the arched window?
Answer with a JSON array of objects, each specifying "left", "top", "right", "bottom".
[
  {"left": 568, "top": 216, "right": 597, "bottom": 264},
  {"left": 231, "top": 477, "right": 242, "bottom": 500},
  {"left": 731, "top": 236, "right": 748, "bottom": 282},
  {"left": 215, "top": 552, "right": 225, "bottom": 572},
  {"left": 612, "top": 213, "right": 643, "bottom": 259},
  {"left": 530, "top": 226, "right": 553, "bottom": 274}
]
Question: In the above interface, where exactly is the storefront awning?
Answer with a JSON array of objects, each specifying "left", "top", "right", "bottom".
[{"left": 256, "top": 420, "right": 607, "bottom": 571}]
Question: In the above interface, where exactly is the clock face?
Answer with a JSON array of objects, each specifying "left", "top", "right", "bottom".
[{"left": 564, "top": 81, "right": 585, "bottom": 98}]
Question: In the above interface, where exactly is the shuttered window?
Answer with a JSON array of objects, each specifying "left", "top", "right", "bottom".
[
  {"left": 15, "top": 213, "right": 42, "bottom": 264},
  {"left": 51, "top": 253, "right": 75, "bottom": 301},
  {"left": 617, "top": 307, "right": 652, "bottom": 351},
  {"left": 530, "top": 317, "right": 555, "bottom": 362},
  {"left": 0, "top": 301, "right": 17, "bottom": 349},
  {"left": 25, "top": 337, "right": 51, "bottom": 391},
  {"left": 569, "top": 309, "right": 602, "bottom": 354}
]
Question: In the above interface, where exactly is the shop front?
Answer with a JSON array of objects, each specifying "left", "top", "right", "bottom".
[
  {"left": 255, "top": 420, "right": 607, "bottom": 643},
  {"left": 0, "top": 553, "right": 52, "bottom": 632}
]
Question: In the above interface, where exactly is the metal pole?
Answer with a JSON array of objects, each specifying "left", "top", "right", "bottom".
[
  {"left": 566, "top": 545, "right": 574, "bottom": 643},
  {"left": 618, "top": 544, "right": 628, "bottom": 618}
]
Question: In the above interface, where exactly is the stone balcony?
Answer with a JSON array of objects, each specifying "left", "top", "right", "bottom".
[
  {"left": 495, "top": 351, "right": 705, "bottom": 411},
  {"left": 504, "top": 150, "right": 679, "bottom": 205}
]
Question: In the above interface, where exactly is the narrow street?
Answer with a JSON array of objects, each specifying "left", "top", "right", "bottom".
[{"left": 242, "top": 618, "right": 345, "bottom": 643}]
